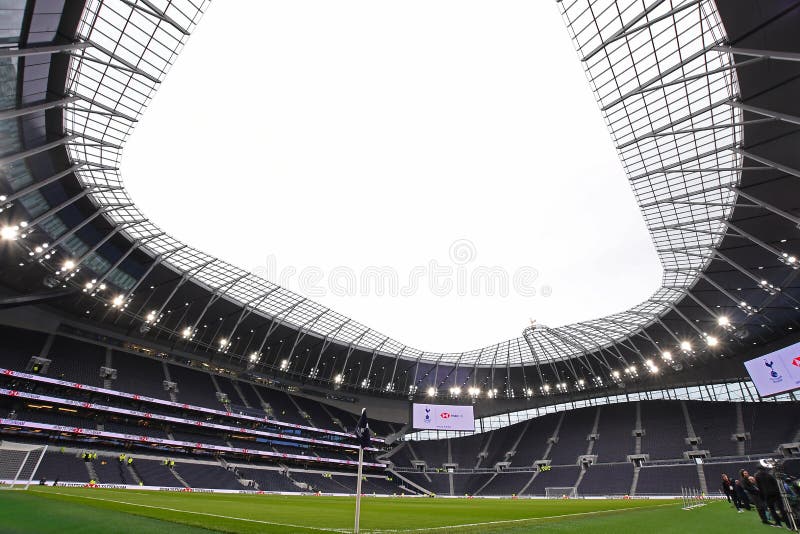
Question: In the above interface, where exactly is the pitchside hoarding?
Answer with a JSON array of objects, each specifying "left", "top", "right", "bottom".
[
  {"left": 743, "top": 340, "right": 800, "bottom": 397},
  {"left": 411, "top": 403, "right": 475, "bottom": 431}
]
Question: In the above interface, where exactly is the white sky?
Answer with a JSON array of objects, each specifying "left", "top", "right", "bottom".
[{"left": 123, "top": 1, "right": 663, "bottom": 354}]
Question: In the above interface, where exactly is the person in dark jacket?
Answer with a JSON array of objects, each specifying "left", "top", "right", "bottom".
[
  {"left": 756, "top": 466, "right": 786, "bottom": 527},
  {"left": 721, "top": 474, "right": 743, "bottom": 512},
  {"left": 742, "top": 471, "right": 770, "bottom": 524},
  {"left": 734, "top": 479, "right": 751, "bottom": 510},
  {"left": 721, "top": 474, "right": 734, "bottom": 503}
]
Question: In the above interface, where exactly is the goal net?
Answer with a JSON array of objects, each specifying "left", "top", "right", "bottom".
[
  {"left": 0, "top": 441, "right": 48, "bottom": 490},
  {"left": 545, "top": 486, "right": 577, "bottom": 499}
]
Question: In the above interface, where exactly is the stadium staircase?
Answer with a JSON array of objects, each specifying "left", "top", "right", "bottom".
[
  {"left": 385, "top": 423, "right": 412, "bottom": 445},
  {"left": 573, "top": 467, "right": 588, "bottom": 494},
  {"left": 735, "top": 403, "right": 746, "bottom": 456},
  {"left": 474, "top": 433, "right": 493, "bottom": 469},
  {"left": 162, "top": 362, "right": 178, "bottom": 402},
  {"left": 502, "top": 421, "right": 531, "bottom": 466},
  {"left": 168, "top": 466, "right": 190, "bottom": 488},
  {"left": 517, "top": 471, "right": 539, "bottom": 495},
  {"left": 84, "top": 460, "right": 98, "bottom": 482},
  {"left": 231, "top": 381, "right": 253, "bottom": 409},
  {"left": 320, "top": 404, "right": 347, "bottom": 432},
  {"left": 103, "top": 347, "right": 113, "bottom": 389},
  {"left": 386, "top": 468, "right": 432, "bottom": 496},
  {"left": 126, "top": 463, "right": 143, "bottom": 485},
  {"left": 287, "top": 394, "right": 315, "bottom": 428},
  {"left": 473, "top": 473, "right": 497, "bottom": 496},
  {"left": 629, "top": 467, "right": 640, "bottom": 495}
]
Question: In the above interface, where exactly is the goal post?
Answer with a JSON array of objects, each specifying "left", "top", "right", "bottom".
[
  {"left": 0, "top": 441, "right": 48, "bottom": 490},
  {"left": 545, "top": 486, "right": 577, "bottom": 499}
]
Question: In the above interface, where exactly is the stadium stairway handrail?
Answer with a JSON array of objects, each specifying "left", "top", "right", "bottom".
[
  {"left": 0, "top": 367, "right": 383, "bottom": 444},
  {"left": 0, "top": 387, "right": 381, "bottom": 453},
  {"left": 0, "top": 418, "right": 386, "bottom": 468}
]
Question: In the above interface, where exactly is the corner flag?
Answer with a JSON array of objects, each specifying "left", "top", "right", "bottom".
[{"left": 355, "top": 408, "right": 371, "bottom": 448}]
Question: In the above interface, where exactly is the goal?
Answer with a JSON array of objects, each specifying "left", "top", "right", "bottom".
[
  {"left": 545, "top": 486, "right": 577, "bottom": 499},
  {"left": 0, "top": 441, "right": 48, "bottom": 490}
]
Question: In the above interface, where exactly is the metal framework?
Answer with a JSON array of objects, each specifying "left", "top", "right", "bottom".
[{"left": 2, "top": 0, "right": 798, "bottom": 399}]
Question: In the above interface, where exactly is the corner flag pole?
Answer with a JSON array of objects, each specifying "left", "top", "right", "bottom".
[
  {"left": 354, "top": 445, "right": 364, "bottom": 533},
  {"left": 354, "top": 408, "right": 370, "bottom": 534}
]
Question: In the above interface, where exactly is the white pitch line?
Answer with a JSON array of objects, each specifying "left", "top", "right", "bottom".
[
  {"left": 30, "top": 489, "right": 347, "bottom": 533},
  {"left": 368, "top": 501, "right": 678, "bottom": 533}
]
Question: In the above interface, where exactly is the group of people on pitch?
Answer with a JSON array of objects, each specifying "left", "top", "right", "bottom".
[{"left": 720, "top": 466, "right": 790, "bottom": 528}]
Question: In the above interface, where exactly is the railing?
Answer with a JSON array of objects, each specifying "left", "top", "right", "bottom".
[
  {"left": 0, "top": 387, "right": 379, "bottom": 453},
  {"left": 0, "top": 418, "right": 386, "bottom": 469},
  {"left": 0, "top": 367, "right": 383, "bottom": 444}
]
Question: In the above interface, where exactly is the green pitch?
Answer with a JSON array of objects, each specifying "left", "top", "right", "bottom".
[{"left": 0, "top": 487, "right": 765, "bottom": 533}]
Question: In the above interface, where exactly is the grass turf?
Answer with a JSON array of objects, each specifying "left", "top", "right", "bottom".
[{"left": 0, "top": 487, "right": 778, "bottom": 533}]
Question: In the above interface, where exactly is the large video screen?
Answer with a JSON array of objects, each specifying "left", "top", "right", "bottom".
[
  {"left": 411, "top": 403, "right": 475, "bottom": 431},
  {"left": 743, "top": 340, "right": 800, "bottom": 397}
]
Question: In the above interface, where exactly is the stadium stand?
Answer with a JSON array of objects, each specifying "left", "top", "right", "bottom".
[
  {"left": 35, "top": 451, "right": 90, "bottom": 484},
  {"left": 578, "top": 462, "right": 634, "bottom": 495},
  {"left": 109, "top": 351, "right": 170, "bottom": 400},
  {"left": 134, "top": 459, "right": 183, "bottom": 487},
  {"left": 173, "top": 462, "right": 244, "bottom": 490},
  {"left": 635, "top": 464, "right": 700, "bottom": 495},
  {"left": 510, "top": 412, "right": 561, "bottom": 466},
  {"left": 640, "top": 401, "right": 690, "bottom": 460},
  {"left": 167, "top": 364, "right": 221, "bottom": 409},
  {"left": 548, "top": 407, "right": 596, "bottom": 465},
  {"left": 525, "top": 466, "right": 581, "bottom": 495},
  {"left": 593, "top": 403, "right": 636, "bottom": 463},
  {"left": 0, "top": 325, "right": 47, "bottom": 371},
  {"left": 46, "top": 336, "right": 106, "bottom": 387},
  {"left": 480, "top": 471, "right": 532, "bottom": 496}
]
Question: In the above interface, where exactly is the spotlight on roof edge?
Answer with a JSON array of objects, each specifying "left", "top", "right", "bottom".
[
  {"left": 181, "top": 327, "right": 192, "bottom": 338},
  {"left": 706, "top": 335, "right": 719, "bottom": 347},
  {"left": 779, "top": 252, "right": 798, "bottom": 269},
  {"left": 111, "top": 294, "right": 125, "bottom": 307},
  {"left": 426, "top": 387, "right": 436, "bottom": 397},
  {"left": 62, "top": 259, "right": 75, "bottom": 271},
  {"left": 249, "top": 352, "right": 260, "bottom": 363},
  {"left": 680, "top": 341, "right": 692, "bottom": 352},
  {"left": 1, "top": 226, "right": 19, "bottom": 241}
]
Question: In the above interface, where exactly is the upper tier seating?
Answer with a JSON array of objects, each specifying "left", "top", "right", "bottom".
[
  {"left": 548, "top": 407, "right": 596, "bottom": 465},
  {"left": 594, "top": 403, "right": 636, "bottom": 463},
  {"left": 743, "top": 402, "right": 798, "bottom": 454},
  {"left": 511, "top": 412, "right": 561, "bottom": 466},
  {"left": 167, "top": 364, "right": 220, "bottom": 409},
  {"left": 109, "top": 350, "right": 169, "bottom": 400},
  {"left": 215, "top": 376, "right": 246, "bottom": 407},
  {"left": 46, "top": 336, "right": 106, "bottom": 387},
  {"left": 0, "top": 324, "right": 47, "bottom": 371},
  {"left": 686, "top": 401, "right": 738, "bottom": 457},
  {"left": 640, "top": 401, "right": 689, "bottom": 460}
]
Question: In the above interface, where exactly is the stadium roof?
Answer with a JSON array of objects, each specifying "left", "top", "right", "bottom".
[{"left": 1, "top": 0, "right": 798, "bottom": 401}]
